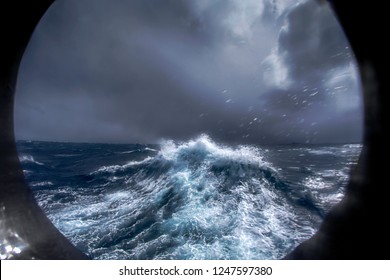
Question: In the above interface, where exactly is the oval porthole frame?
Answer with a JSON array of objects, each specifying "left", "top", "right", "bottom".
[{"left": 0, "top": 0, "right": 387, "bottom": 259}]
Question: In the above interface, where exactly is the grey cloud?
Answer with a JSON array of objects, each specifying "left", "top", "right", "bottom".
[
  {"left": 260, "top": 0, "right": 363, "bottom": 143},
  {"left": 15, "top": 0, "right": 362, "bottom": 145},
  {"left": 278, "top": 0, "right": 352, "bottom": 81}
]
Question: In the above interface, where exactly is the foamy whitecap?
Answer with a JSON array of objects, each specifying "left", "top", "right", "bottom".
[
  {"left": 21, "top": 136, "right": 361, "bottom": 260},
  {"left": 52, "top": 135, "right": 316, "bottom": 259},
  {"left": 19, "top": 155, "right": 44, "bottom": 165},
  {"left": 92, "top": 156, "right": 153, "bottom": 174},
  {"left": 159, "top": 134, "right": 265, "bottom": 166}
]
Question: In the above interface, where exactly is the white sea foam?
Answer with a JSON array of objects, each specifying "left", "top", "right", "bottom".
[
  {"left": 308, "top": 149, "right": 336, "bottom": 156},
  {"left": 159, "top": 134, "right": 266, "bottom": 167},
  {"left": 119, "top": 150, "right": 139, "bottom": 154},
  {"left": 92, "top": 156, "right": 153, "bottom": 174},
  {"left": 30, "top": 181, "right": 54, "bottom": 187},
  {"left": 34, "top": 135, "right": 330, "bottom": 260},
  {"left": 19, "top": 155, "right": 44, "bottom": 165}
]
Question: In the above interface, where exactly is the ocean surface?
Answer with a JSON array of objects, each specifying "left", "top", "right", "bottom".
[{"left": 17, "top": 135, "right": 361, "bottom": 260}]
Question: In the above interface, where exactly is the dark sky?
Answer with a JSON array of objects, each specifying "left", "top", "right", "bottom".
[{"left": 14, "top": 0, "right": 363, "bottom": 145}]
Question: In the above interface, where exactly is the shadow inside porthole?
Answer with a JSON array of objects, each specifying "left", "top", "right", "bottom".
[{"left": 10, "top": 0, "right": 364, "bottom": 260}]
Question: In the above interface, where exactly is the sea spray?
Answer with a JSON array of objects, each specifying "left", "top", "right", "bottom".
[{"left": 17, "top": 136, "right": 361, "bottom": 259}]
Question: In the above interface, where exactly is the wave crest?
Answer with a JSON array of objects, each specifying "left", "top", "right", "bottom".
[
  {"left": 78, "top": 135, "right": 317, "bottom": 259},
  {"left": 19, "top": 155, "right": 44, "bottom": 165}
]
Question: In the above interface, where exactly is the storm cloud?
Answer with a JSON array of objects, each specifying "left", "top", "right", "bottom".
[{"left": 15, "top": 0, "right": 362, "bottom": 145}]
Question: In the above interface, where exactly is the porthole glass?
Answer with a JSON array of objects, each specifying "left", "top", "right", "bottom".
[{"left": 15, "top": 0, "right": 363, "bottom": 259}]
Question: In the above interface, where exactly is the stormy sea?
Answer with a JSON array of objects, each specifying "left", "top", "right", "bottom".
[{"left": 17, "top": 135, "right": 361, "bottom": 260}]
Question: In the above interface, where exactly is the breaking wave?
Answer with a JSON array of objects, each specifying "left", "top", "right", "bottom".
[{"left": 17, "top": 136, "right": 361, "bottom": 259}]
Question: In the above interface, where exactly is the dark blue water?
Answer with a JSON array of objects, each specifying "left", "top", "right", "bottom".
[{"left": 17, "top": 135, "right": 361, "bottom": 259}]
